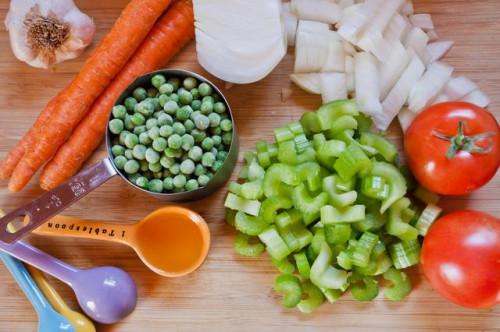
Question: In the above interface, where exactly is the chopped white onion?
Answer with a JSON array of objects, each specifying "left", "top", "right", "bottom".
[
  {"left": 361, "top": 0, "right": 405, "bottom": 35},
  {"left": 462, "top": 90, "right": 491, "bottom": 108},
  {"left": 290, "top": 73, "right": 321, "bottom": 94},
  {"left": 338, "top": 1, "right": 382, "bottom": 44},
  {"left": 444, "top": 76, "right": 478, "bottom": 100},
  {"left": 338, "top": 0, "right": 355, "bottom": 9},
  {"left": 343, "top": 41, "right": 357, "bottom": 56},
  {"left": 354, "top": 52, "right": 382, "bottom": 115},
  {"left": 345, "top": 55, "right": 355, "bottom": 93},
  {"left": 320, "top": 73, "right": 348, "bottom": 103},
  {"left": 408, "top": 61, "right": 454, "bottom": 113},
  {"left": 398, "top": 107, "right": 417, "bottom": 132},
  {"left": 282, "top": 2, "right": 298, "bottom": 47},
  {"left": 297, "top": 19, "right": 330, "bottom": 33},
  {"left": 426, "top": 29, "right": 439, "bottom": 41},
  {"left": 291, "top": 0, "right": 342, "bottom": 24},
  {"left": 400, "top": 1, "right": 414, "bottom": 15},
  {"left": 409, "top": 14, "right": 434, "bottom": 31},
  {"left": 357, "top": 33, "right": 391, "bottom": 62},
  {"left": 426, "top": 40, "right": 454, "bottom": 63},
  {"left": 322, "top": 33, "right": 345, "bottom": 72},
  {"left": 433, "top": 94, "right": 450, "bottom": 104},
  {"left": 380, "top": 41, "right": 412, "bottom": 99},
  {"left": 404, "top": 27, "right": 430, "bottom": 64},
  {"left": 376, "top": 55, "right": 425, "bottom": 130},
  {"left": 294, "top": 30, "right": 330, "bottom": 73},
  {"left": 384, "top": 13, "right": 411, "bottom": 43}
]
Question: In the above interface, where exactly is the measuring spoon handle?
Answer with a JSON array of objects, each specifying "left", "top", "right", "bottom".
[
  {"left": 0, "top": 159, "right": 117, "bottom": 243},
  {"left": 34, "top": 215, "right": 134, "bottom": 246}
]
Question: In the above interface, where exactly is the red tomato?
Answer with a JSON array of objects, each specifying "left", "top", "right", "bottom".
[
  {"left": 421, "top": 210, "right": 500, "bottom": 309},
  {"left": 405, "top": 102, "right": 500, "bottom": 195}
]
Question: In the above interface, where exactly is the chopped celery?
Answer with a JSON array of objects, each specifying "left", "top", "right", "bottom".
[
  {"left": 238, "top": 166, "right": 248, "bottom": 180},
  {"left": 334, "top": 143, "right": 372, "bottom": 180},
  {"left": 275, "top": 209, "right": 302, "bottom": 229},
  {"left": 317, "top": 139, "right": 347, "bottom": 169},
  {"left": 244, "top": 151, "right": 256, "bottom": 164},
  {"left": 258, "top": 226, "right": 290, "bottom": 260},
  {"left": 313, "top": 133, "right": 327, "bottom": 150},
  {"left": 335, "top": 176, "right": 355, "bottom": 192},
  {"left": 300, "top": 111, "right": 322, "bottom": 135},
  {"left": 274, "top": 274, "right": 302, "bottom": 308},
  {"left": 296, "top": 148, "right": 317, "bottom": 164},
  {"left": 322, "top": 175, "right": 357, "bottom": 208},
  {"left": 276, "top": 211, "right": 312, "bottom": 252},
  {"left": 310, "top": 229, "right": 326, "bottom": 256},
  {"left": 248, "top": 158, "right": 265, "bottom": 181},
  {"left": 296, "top": 162, "right": 324, "bottom": 192},
  {"left": 274, "top": 126, "right": 294, "bottom": 143},
  {"left": 310, "top": 243, "right": 349, "bottom": 290},
  {"left": 277, "top": 140, "right": 297, "bottom": 165},
  {"left": 316, "top": 99, "right": 359, "bottom": 131},
  {"left": 352, "top": 232, "right": 379, "bottom": 268},
  {"left": 324, "top": 224, "right": 351, "bottom": 245},
  {"left": 361, "top": 176, "right": 389, "bottom": 200},
  {"left": 414, "top": 185, "right": 440, "bottom": 204},
  {"left": 336, "top": 239, "right": 357, "bottom": 270},
  {"left": 327, "top": 115, "right": 358, "bottom": 137},
  {"left": 383, "top": 268, "right": 412, "bottom": 301},
  {"left": 272, "top": 257, "right": 295, "bottom": 274},
  {"left": 256, "top": 141, "right": 276, "bottom": 168},
  {"left": 389, "top": 240, "right": 421, "bottom": 269},
  {"left": 288, "top": 121, "right": 304, "bottom": 135},
  {"left": 369, "top": 161, "right": 407, "bottom": 213},
  {"left": 359, "top": 132, "right": 398, "bottom": 163},
  {"left": 386, "top": 198, "right": 419, "bottom": 241},
  {"left": 321, "top": 288, "right": 343, "bottom": 303},
  {"left": 224, "top": 193, "right": 261, "bottom": 216},
  {"left": 292, "top": 184, "right": 329, "bottom": 225},
  {"left": 297, "top": 281, "right": 325, "bottom": 313},
  {"left": 229, "top": 180, "right": 264, "bottom": 200},
  {"left": 235, "top": 211, "right": 268, "bottom": 236},
  {"left": 294, "top": 252, "right": 311, "bottom": 279},
  {"left": 294, "top": 134, "right": 311, "bottom": 153},
  {"left": 260, "top": 196, "right": 293, "bottom": 224},
  {"left": 355, "top": 113, "right": 373, "bottom": 133},
  {"left": 352, "top": 203, "right": 387, "bottom": 232},
  {"left": 321, "top": 205, "right": 366, "bottom": 225},
  {"left": 234, "top": 233, "right": 265, "bottom": 257},
  {"left": 225, "top": 208, "right": 236, "bottom": 226},
  {"left": 415, "top": 203, "right": 442, "bottom": 236},
  {"left": 350, "top": 275, "right": 379, "bottom": 301},
  {"left": 263, "top": 163, "right": 299, "bottom": 198}
]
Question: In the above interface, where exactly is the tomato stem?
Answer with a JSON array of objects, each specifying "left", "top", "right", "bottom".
[{"left": 432, "top": 121, "right": 494, "bottom": 159}]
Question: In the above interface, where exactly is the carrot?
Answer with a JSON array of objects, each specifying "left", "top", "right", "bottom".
[
  {"left": 7, "top": 0, "right": 173, "bottom": 192},
  {"left": 39, "top": 0, "right": 195, "bottom": 190}
]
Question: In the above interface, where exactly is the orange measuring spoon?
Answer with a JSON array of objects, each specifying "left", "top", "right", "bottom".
[{"left": 33, "top": 207, "right": 210, "bottom": 278}]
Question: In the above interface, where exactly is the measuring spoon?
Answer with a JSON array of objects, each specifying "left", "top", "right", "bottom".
[
  {"left": 0, "top": 252, "right": 75, "bottom": 332},
  {"left": 27, "top": 266, "right": 96, "bottom": 332},
  {"left": 33, "top": 206, "right": 211, "bottom": 277}
]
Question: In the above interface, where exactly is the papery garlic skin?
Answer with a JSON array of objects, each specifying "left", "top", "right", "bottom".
[{"left": 5, "top": 0, "right": 96, "bottom": 69}]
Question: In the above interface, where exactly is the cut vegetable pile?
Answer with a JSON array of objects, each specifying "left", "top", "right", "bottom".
[
  {"left": 224, "top": 100, "right": 441, "bottom": 312},
  {"left": 285, "top": 0, "right": 491, "bottom": 132}
]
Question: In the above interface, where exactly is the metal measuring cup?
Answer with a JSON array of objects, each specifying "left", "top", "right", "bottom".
[{"left": 0, "top": 69, "right": 238, "bottom": 243}]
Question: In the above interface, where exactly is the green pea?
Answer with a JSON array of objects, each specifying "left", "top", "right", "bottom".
[
  {"left": 208, "top": 113, "right": 221, "bottom": 127},
  {"left": 133, "top": 87, "right": 147, "bottom": 101},
  {"left": 146, "top": 118, "right": 158, "bottom": 130},
  {"left": 198, "top": 174, "right": 210, "bottom": 186},
  {"left": 158, "top": 94, "right": 170, "bottom": 107},
  {"left": 137, "top": 100, "right": 155, "bottom": 116},
  {"left": 139, "top": 132, "right": 152, "bottom": 145},
  {"left": 185, "top": 179, "right": 199, "bottom": 191},
  {"left": 163, "top": 100, "right": 179, "bottom": 115},
  {"left": 124, "top": 97, "right": 138, "bottom": 112},
  {"left": 148, "top": 97, "right": 161, "bottom": 111},
  {"left": 132, "top": 144, "right": 147, "bottom": 160},
  {"left": 148, "top": 126, "right": 160, "bottom": 140},
  {"left": 152, "top": 137, "right": 168, "bottom": 152},
  {"left": 181, "top": 134, "right": 195, "bottom": 151},
  {"left": 124, "top": 159, "right": 140, "bottom": 174},
  {"left": 222, "top": 132, "right": 232, "bottom": 145},
  {"left": 159, "top": 83, "right": 174, "bottom": 95},
  {"left": 169, "top": 163, "right": 180, "bottom": 175},
  {"left": 176, "top": 105, "right": 192, "bottom": 121},
  {"left": 202, "top": 152, "right": 215, "bottom": 167},
  {"left": 140, "top": 159, "right": 149, "bottom": 172},
  {"left": 112, "top": 105, "right": 127, "bottom": 119},
  {"left": 165, "top": 148, "right": 181, "bottom": 158},
  {"left": 124, "top": 149, "right": 133, "bottom": 160},
  {"left": 151, "top": 74, "right": 167, "bottom": 89},
  {"left": 124, "top": 133, "right": 138, "bottom": 148},
  {"left": 194, "top": 164, "right": 206, "bottom": 176},
  {"left": 168, "top": 134, "right": 182, "bottom": 149},
  {"left": 202, "top": 95, "right": 215, "bottom": 104},
  {"left": 160, "top": 155, "right": 175, "bottom": 168},
  {"left": 200, "top": 101, "right": 213, "bottom": 115},
  {"left": 153, "top": 111, "right": 161, "bottom": 119},
  {"left": 194, "top": 114, "right": 210, "bottom": 130},
  {"left": 147, "top": 87, "right": 158, "bottom": 98},
  {"left": 213, "top": 160, "right": 224, "bottom": 171},
  {"left": 184, "top": 119, "right": 195, "bottom": 132},
  {"left": 220, "top": 119, "right": 233, "bottom": 132},
  {"left": 128, "top": 173, "right": 141, "bottom": 184},
  {"left": 119, "top": 130, "right": 130, "bottom": 145},
  {"left": 170, "top": 123, "right": 184, "bottom": 136},
  {"left": 190, "top": 111, "right": 201, "bottom": 121},
  {"left": 111, "top": 145, "right": 125, "bottom": 156},
  {"left": 191, "top": 129, "right": 206, "bottom": 143},
  {"left": 211, "top": 127, "right": 222, "bottom": 135},
  {"left": 214, "top": 102, "right": 226, "bottom": 114},
  {"left": 180, "top": 159, "right": 195, "bottom": 175},
  {"left": 201, "top": 137, "right": 214, "bottom": 151},
  {"left": 210, "top": 147, "right": 218, "bottom": 155},
  {"left": 178, "top": 90, "right": 193, "bottom": 105},
  {"left": 135, "top": 177, "right": 149, "bottom": 189},
  {"left": 130, "top": 113, "right": 145, "bottom": 126},
  {"left": 159, "top": 125, "right": 173, "bottom": 138},
  {"left": 212, "top": 135, "right": 222, "bottom": 147},
  {"left": 158, "top": 113, "right": 173, "bottom": 126},
  {"left": 173, "top": 174, "right": 187, "bottom": 189},
  {"left": 191, "top": 99, "right": 202, "bottom": 111},
  {"left": 109, "top": 119, "right": 124, "bottom": 134},
  {"left": 145, "top": 148, "right": 160, "bottom": 164},
  {"left": 168, "top": 77, "right": 181, "bottom": 90},
  {"left": 113, "top": 155, "right": 127, "bottom": 170},
  {"left": 133, "top": 125, "right": 147, "bottom": 135},
  {"left": 216, "top": 150, "right": 228, "bottom": 161},
  {"left": 182, "top": 77, "right": 197, "bottom": 90},
  {"left": 149, "top": 162, "right": 162, "bottom": 173},
  {"left": 188, "top": 146, "right": 203, "bottom": 161},
  {"left": 163, "top": 177, "right": 174, "bottom": 191},
  {"left": 199, "top": 82, "right": 213, "bottom": 97},
  {"left": 169, "top": 93, "right": 179, "bottom": 103},
  {"left": 148, "top": 179, "right": 164, "bottom": 193}
]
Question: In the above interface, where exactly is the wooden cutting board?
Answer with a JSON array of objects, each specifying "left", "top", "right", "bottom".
[{"left": 0, "top": 0, "right": 498, "bottom": 331}]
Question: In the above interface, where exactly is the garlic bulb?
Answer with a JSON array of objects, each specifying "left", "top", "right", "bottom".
[{"left": 5, "top": 0, "right": 95, "bottom": 69}]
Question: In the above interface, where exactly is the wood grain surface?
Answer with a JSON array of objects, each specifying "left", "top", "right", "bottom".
[{"left": 0, "top": 0, "right": 499, "bottom": 331}]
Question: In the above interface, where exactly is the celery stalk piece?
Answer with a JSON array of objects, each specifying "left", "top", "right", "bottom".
[
  {"left": 224, "top": 193, "right": 261, "bottom": 216},
  {"left": 352, "top": 232, "right": 379, "bottom": 268},
  {"left": 300, "top": 111, "right": 322, "bottom": 134},
  {"left": 359, "top": 132, "right": 398, "bottom": 163},
  {"left": 324, "top": 224, "right": 351, "bottom": 245},
  {"left": 351, "top": 276, "right": 379, "bottom": 301},
  {"left": 263, "top": 163, "right": 299, "bottom": 198},
  {"left": 310, "top": 229, "right": 326, "bottom": 256},
  {"left": 297, "top": 281, "right": 325, "bottom": 314},
  {"left": 322, "top": 175, "right": 357, "bottom": 208},
  {"left": 294, "top": 251, "right": 311, "bottom": 279},
  {"left": 294, "top": 134, "right": 311, "bottom": 153},
  {"left": 316, "top": 99, "right": 359, "bottom": 131},
  {"left": 234, "top": 233, "right": 265, "bottom": 257},
  {"left": 274, "top": 126, "right": 295, "bottom": 143},
  {"left": 229, "top": 180, "right": 264, "bottom": 200},
  {"left": 313, "top": 133, "right": 327, "bottom": 150},
  {"left": 260, "top": 196, "right": 293, "bottom": 224},
  {"left": 248, "top": 158, "right": 265, "bottom": 181},
  {"left": 335, "top": 176, "right": 355, "bottom": 192},
  {"left": 275, "top": 209, "right": 302, "bottom": 229},
  {"left": 389, "top": 240, "right": 421, "bottom": 269},
  {"left": 288, "top": 121, "right": 304, "bottom": 135},
  {"left": 413, "top": 185, "right": 440, "bottom": 205},
  {"left": 274, "top": 274, "right": 302, "bottom": 308},
  {"left": 352, "top": 204, "right": 387, "bottom": 232},
  {"left": 317, "top": 139, "right": 347, "bottom": 169},
  {"left": 277, "top": 140, "right": 298, "bottom": 165},
  {"left": 361, "top": 175, "right": 390, "bottom": 200},
  {"left": 238, "top": 165, "right": 249, "bottom": 180},
  {"left": 320, "top": 287, "right": 343, "bottom": 303},
  {"left": 383, "top": 268, "right": 412, "bottom": 301},
  {"left": 386, "top": 197, "right": 419, "bottom": 241},
  {"left": 225, "top": 208, "right": 236, "bottom": 227},
  {"left": 369, "top": 161, "right": 407, "bottom": 213},
  {"left": 272, "top": 257, "right": 296, "bottom": 274},
  {"left": 258, "top": 226, "right": 290, "bottom": 260},
  {"left": 310, "top": 243, "right": 349, "bottom": 290},
  {"left": 235, "top": 211, "right": 268, "bottom": 236},
  {"left": 415, "top": 203, "right": 442, "bottom": 236},
  {"left": 292, "top": 184, "right": 329, "bottom": 225},
  {"left": 321, "top": 205, "right": 366, "bottom": 225},
  {"left": 327, "top": 115, "right": 358, "bottom": 137},
  {"left": 334, "top": 143, "right": 372, "bottom": 180},
  {"left": 355, "top": 113, "right": 373, "bottom": 133},
  {"left": 243, "top": 151, "right": 256, "bottom": 164}
]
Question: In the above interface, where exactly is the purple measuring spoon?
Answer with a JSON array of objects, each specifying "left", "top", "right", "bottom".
[{"left": 0, "top": 240, "right": 137, "bottom": 324}]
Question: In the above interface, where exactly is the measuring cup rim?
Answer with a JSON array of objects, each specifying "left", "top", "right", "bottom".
[
  {"left": 105, "top": 68, "right": 239, "bottom": 201},
  {"left": 132, "top": 206, "right": 211, "bottom": 278}
]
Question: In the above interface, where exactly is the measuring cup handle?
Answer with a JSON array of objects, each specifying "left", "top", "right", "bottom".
[{"left": 0, "top": 159, "right": 117, "bottom": 243}]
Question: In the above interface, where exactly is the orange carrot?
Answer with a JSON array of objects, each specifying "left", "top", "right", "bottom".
[
  {"left": 7, "top": 0, "right": 173, "bottom": 192},
  {"left": 39, "top": 0, "right": 195, "bottom": 190}
]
